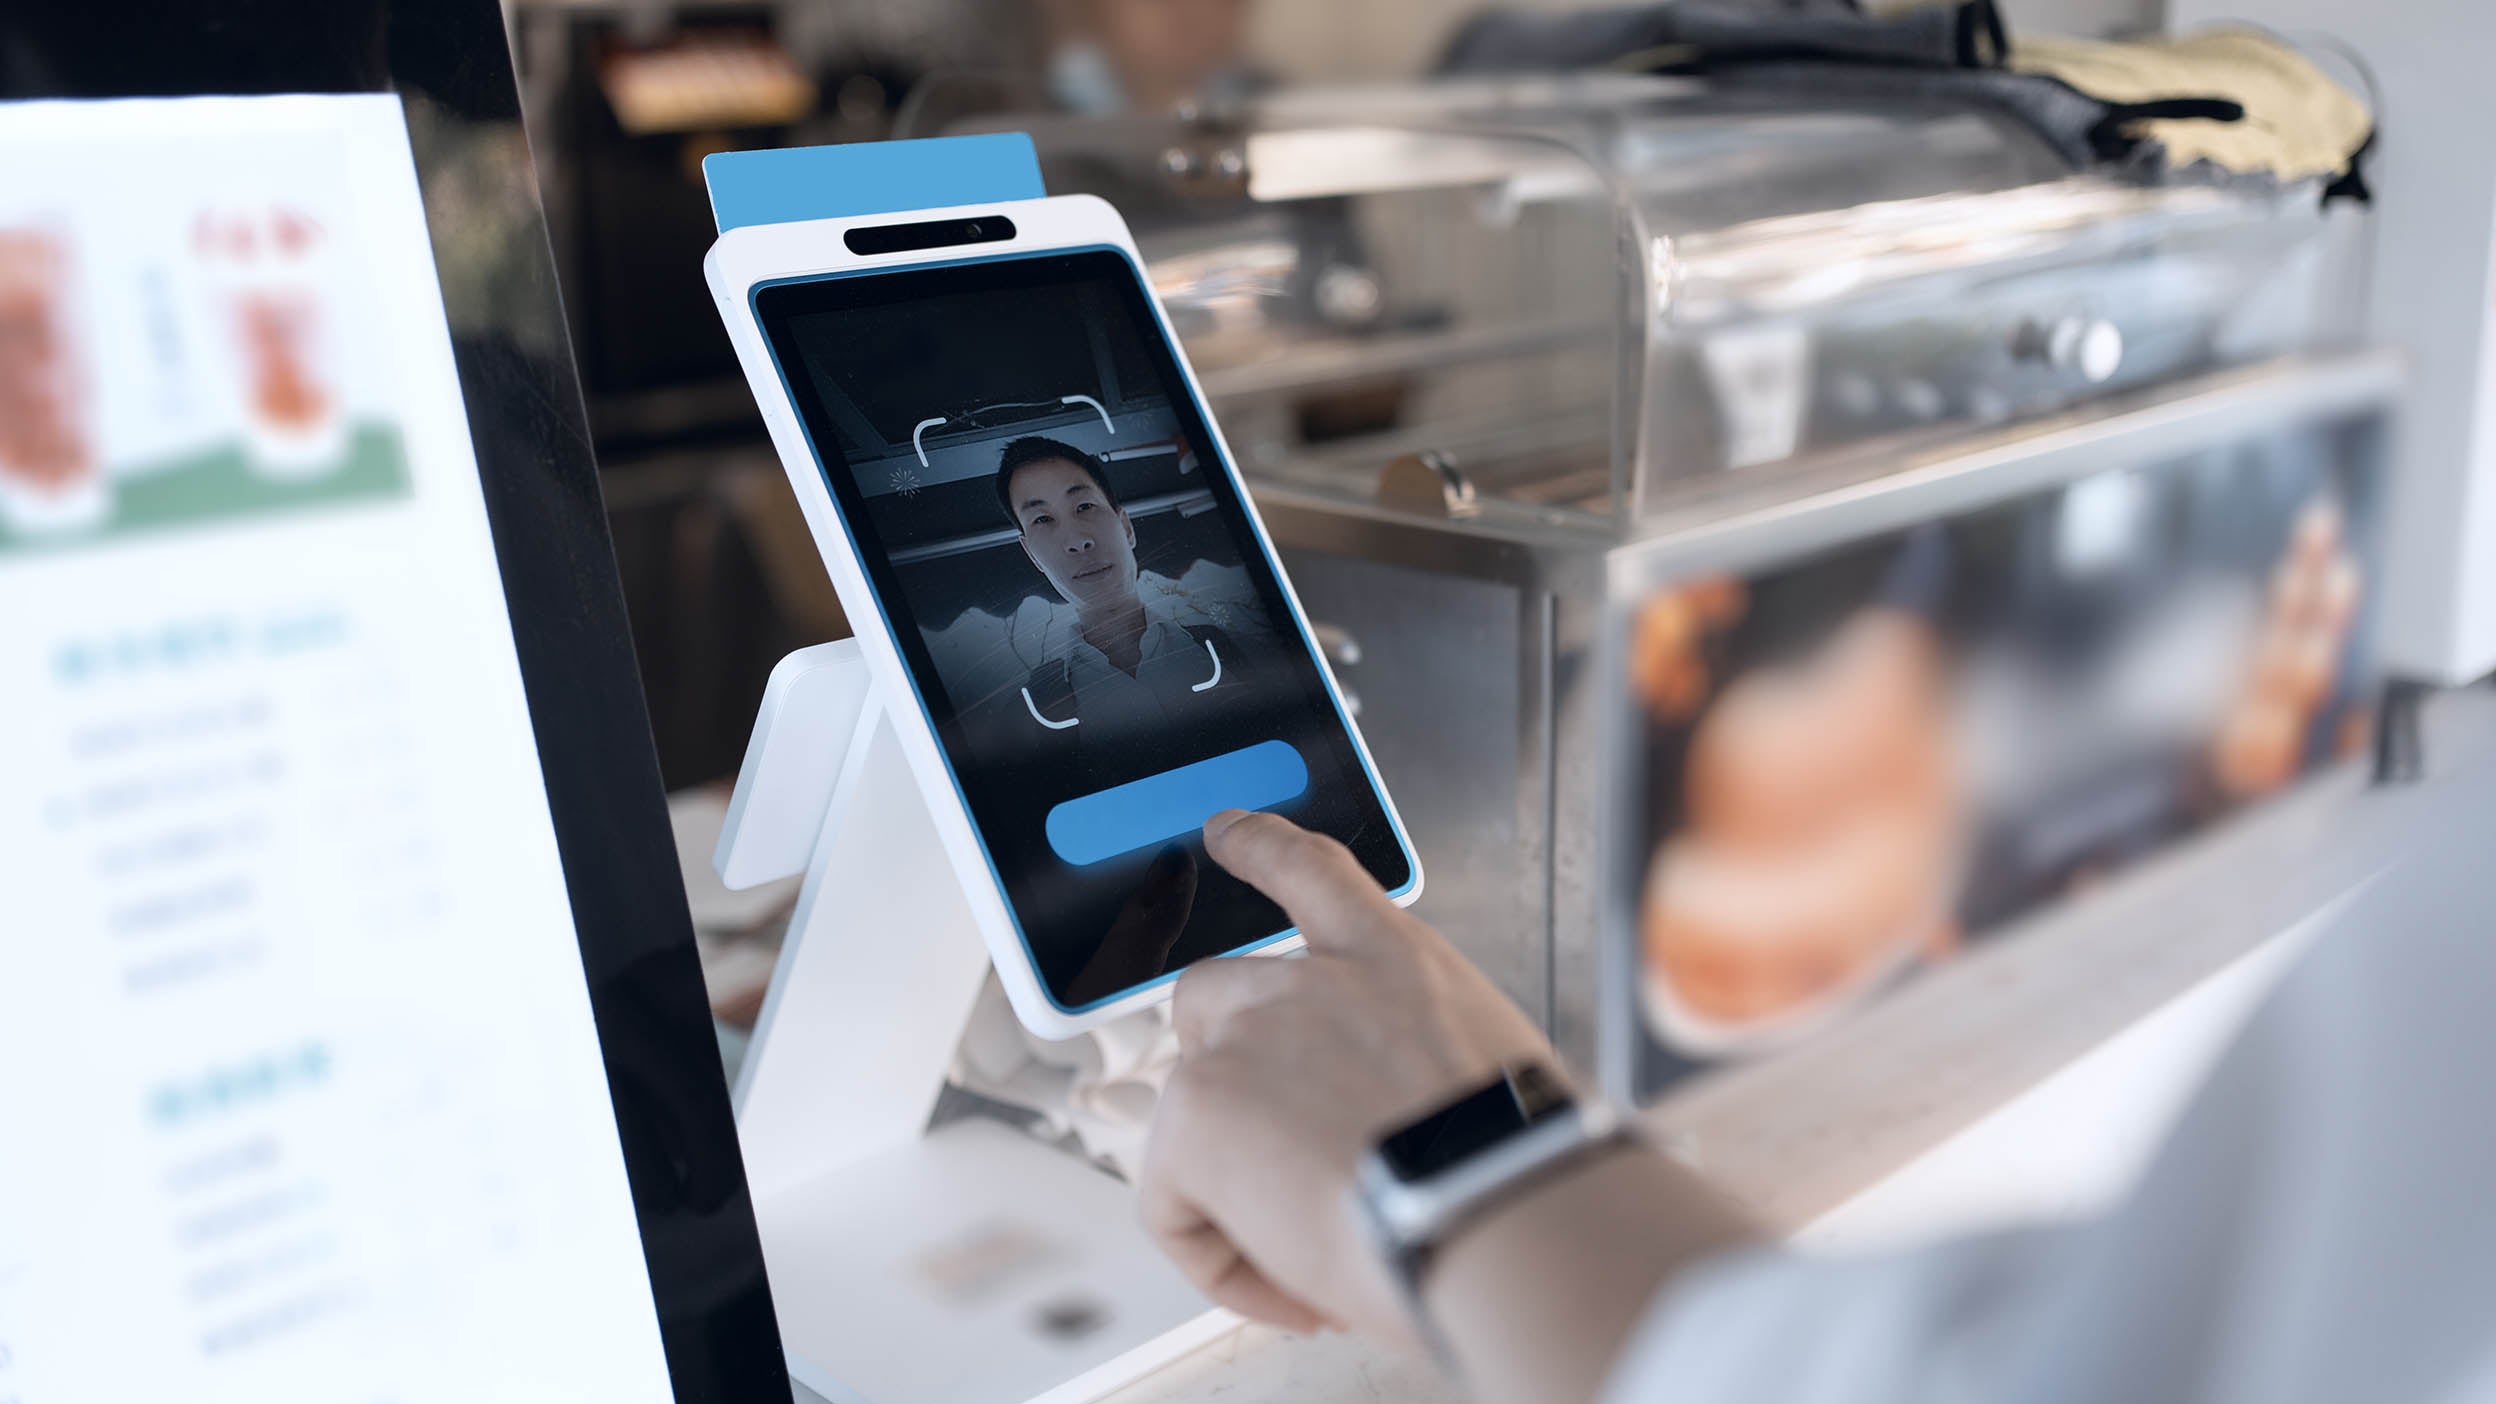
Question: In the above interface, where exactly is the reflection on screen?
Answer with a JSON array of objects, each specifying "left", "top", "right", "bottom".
[
  {"left": 761, "top": 252, "right": 1410, "bottom": 1011},
  {"left": 0, "top": 96, "right": 673, "bottom": 1401}
]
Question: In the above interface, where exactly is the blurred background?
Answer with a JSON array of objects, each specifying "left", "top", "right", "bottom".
[
  {"left": 488, "top": 0, "right": 2484, "bottom": 1096},
  {"left": 9, "top": 7, "right": 2489, "bottom": 1397},
  {"left": 508, "top": 0, "right": 2170, "bottom": 790}
]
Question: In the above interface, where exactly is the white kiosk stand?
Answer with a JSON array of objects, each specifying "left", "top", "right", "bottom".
[{"left": 712, "top": 640, "right": 1233, "bottom": 1404}]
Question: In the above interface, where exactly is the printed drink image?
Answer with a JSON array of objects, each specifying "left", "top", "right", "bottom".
[
  {"left": 0, "top": 225, "right": 106, "bottom": 534},
  {"left": 197, "top": 208, "right": 349, "bottom": 477}
]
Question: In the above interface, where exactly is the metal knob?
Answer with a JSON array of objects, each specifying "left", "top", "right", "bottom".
[
  {"left": 1310, "top": 623, "right": 1364, "bottom": 669},
  {"left": 1309, "top": 624, "right": 1363, "bottom": 717},
  {"left": 1376, "top": 450, "right": 1480, "bottom": 520},
  {"left": 1893, "top": 379, "right": 1947, "bottom": 423},
  {"left": 2019, "top": 316, "right": 2124, "bottom": 384},
  {"left": 1313, "top": 264, "right": 1384, "bottom": 329}
]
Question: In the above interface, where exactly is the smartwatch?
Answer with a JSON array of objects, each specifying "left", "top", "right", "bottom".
[{"left": 1351, "top": 1060, "right": 1632, "bottom": 1366}]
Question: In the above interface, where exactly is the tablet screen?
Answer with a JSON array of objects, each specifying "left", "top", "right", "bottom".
[
  {"left": 0, "top": 95, "right": 676, "bottom": 1399},
  {"left": 756, "top": 249, "right": 1412, "bottom": 1012}
]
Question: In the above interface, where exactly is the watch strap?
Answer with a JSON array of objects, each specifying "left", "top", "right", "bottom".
[{"left": 1353, "top": 1066, "right": 1632, "bottom": 1368}]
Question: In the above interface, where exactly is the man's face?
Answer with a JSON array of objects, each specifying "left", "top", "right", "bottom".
[{"left": 1009, "top": 457, "right": 1139, "bottom": 607}]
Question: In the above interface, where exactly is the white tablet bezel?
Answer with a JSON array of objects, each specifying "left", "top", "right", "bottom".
[{"left": 705, "top": 194, "right": 1422, "bottom": 1039}]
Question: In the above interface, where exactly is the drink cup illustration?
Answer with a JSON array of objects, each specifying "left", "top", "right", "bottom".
[
  {"left": 0, "top": 226, "right": 108, "bottom": 535},
  {"left": 197, "top": 208, "right": 349, "bottom": 477}
]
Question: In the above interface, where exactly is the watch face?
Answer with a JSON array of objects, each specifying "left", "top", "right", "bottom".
[{"left": 1378, "top": 1062, "right": 1574, "bottom": 1182}]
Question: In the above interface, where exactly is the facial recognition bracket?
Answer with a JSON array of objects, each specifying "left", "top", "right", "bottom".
[{"left": 716, "top": 640, "right": 1230, "bottom": 1404}]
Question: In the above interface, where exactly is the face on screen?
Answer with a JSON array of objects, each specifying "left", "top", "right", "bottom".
[{"left": 758, "top": 249, "right": 1411, "bottom": 1011}]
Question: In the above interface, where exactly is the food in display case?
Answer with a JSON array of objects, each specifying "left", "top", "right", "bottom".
[
  {"left": 1635, "top": 549, "right": 1965, "bottom": 1051},
  {"left": 1622, "top": 438, "right": 2380, "bottom": 1095},
  {"left": 2215, "top": 499, "right": 2364, "bottom": 798}
]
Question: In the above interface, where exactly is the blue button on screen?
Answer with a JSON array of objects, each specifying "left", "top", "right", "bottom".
[{"left": 1045, "top": 740, "right": 1309, "bottom": 867}]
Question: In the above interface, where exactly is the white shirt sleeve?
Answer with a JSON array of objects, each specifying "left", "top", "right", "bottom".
[{"left": 1602, "top": 830, "right": 2496, "bottom": 1404}]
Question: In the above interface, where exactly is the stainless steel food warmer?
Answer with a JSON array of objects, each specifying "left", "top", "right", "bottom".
[{"left": 997, "top": 75, "right": 2394, "bottom": 1086}]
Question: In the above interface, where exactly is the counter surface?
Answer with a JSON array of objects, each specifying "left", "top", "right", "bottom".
[{"left": 793, "top": 689, "right": 2492, "bottom": 1404}]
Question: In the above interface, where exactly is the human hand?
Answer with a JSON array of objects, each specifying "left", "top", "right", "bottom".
[{"left": 1138, "top": 810, "right": 1553, "bottom": 1346}]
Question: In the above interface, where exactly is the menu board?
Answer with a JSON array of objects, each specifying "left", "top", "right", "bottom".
[{"left": 0, "top": 96, "right": 675, "bottom": 1401}]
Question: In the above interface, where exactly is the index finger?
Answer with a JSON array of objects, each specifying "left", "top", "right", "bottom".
[{"left": 1201, "top": 809, "right": 1401, "bottom": 954}]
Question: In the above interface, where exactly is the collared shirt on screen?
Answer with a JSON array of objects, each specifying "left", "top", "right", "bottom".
[{"left": 1037, "top": 598, "right": 1221, "bottom": 736}]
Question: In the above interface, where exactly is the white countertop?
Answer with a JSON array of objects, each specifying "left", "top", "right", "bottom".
[{"left": 804, "top": 691, "right": 2495, "bottom": 1404}]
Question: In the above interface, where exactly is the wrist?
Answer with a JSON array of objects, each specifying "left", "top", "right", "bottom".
[
  {"left": 1350, "top": 1062, "right": 1625, "bottom": 1360},
  {"left": 1418, "top": 1134, "right": 1656, "bottom": 1320},
  {"left": 1419, "top": 1144, "right": 1758, "bottom": 1404}
]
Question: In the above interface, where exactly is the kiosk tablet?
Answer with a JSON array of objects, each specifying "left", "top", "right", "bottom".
[
  {"left": 706, "top": 191, "right": 1421, "bottom": 1039},
  {"left": 0, "top": 5, "right": 784, "bottom": 1401}
]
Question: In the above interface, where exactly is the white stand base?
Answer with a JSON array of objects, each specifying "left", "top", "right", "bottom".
[
  {"left": 762, "top": 1119, "right": 1235, "bottom": 1404},
  {"left": 717, "top": 641, "right": 1227, "bottom": 1404}
]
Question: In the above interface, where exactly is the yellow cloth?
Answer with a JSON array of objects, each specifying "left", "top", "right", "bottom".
[{"left": 2012, "top": 28, "right": 2371, "bottom": 183}]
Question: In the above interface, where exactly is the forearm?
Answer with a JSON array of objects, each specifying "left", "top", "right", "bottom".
[{"left": 1423, "top": 1142, "right": 1761, "bottom": 1404}]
